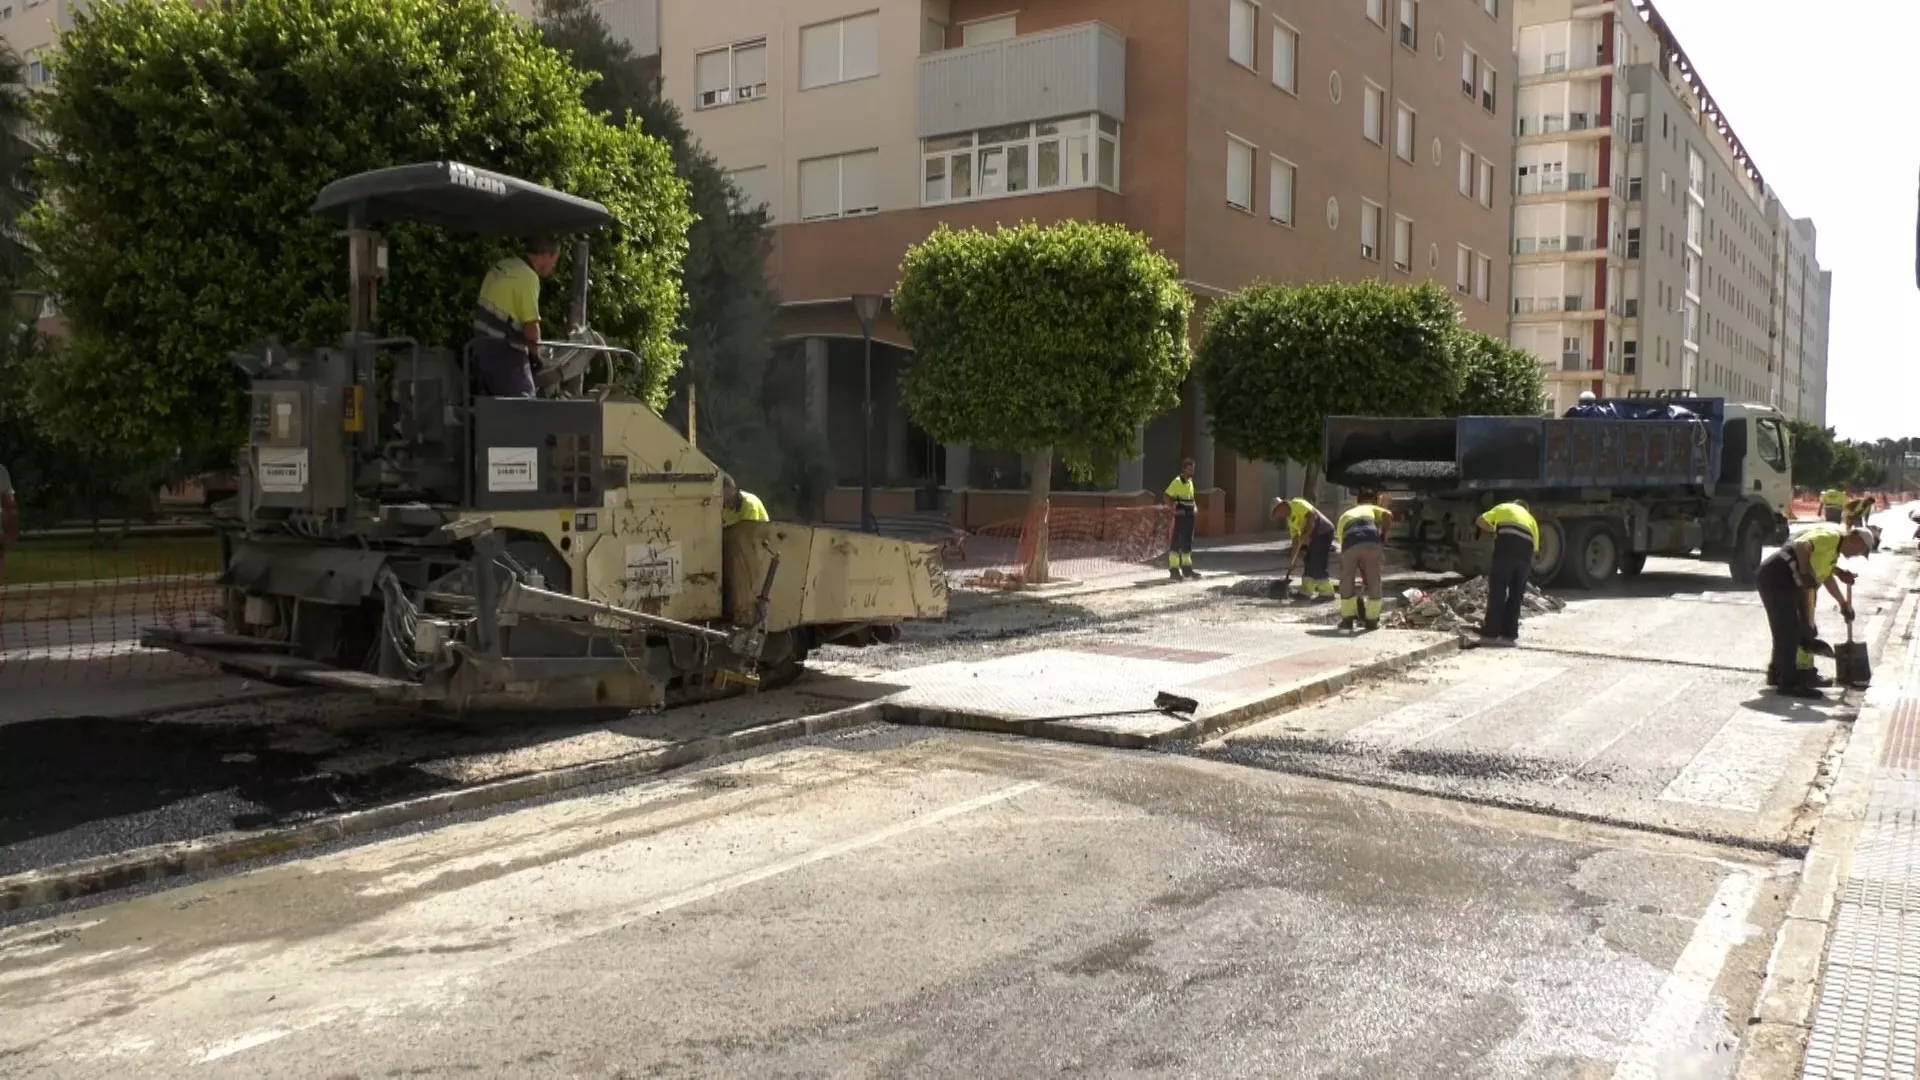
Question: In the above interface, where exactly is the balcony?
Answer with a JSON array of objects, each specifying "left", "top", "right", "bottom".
[
  {"left": 1561, "top": 352, "right": 1589, "bottom": 372},
  {"left": 1518, "top": 113, "right": 1610, "bottom": 145},
  {"left": 1513, "top": 235, "right": 1604, "bottom": 261},
  {"left": 918, "top": 22, "right": 1126, "bottom": 138}
]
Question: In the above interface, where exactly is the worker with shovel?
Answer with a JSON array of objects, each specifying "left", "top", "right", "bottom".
[
  {"left": 1335, "top": 491, "right": 1393, "bottom": 632},
  {"left": 1756, "top": 522, "right": 1872, "bottom": 699},
  {"left": 1275, "top": 496, "right": 1336, "bottom": 601},
  {"left": 1473, "top": 499, "right": 1539, "bottom": 647}
]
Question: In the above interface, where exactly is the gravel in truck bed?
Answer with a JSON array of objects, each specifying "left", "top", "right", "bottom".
[{"left": 1337, "top": 459, "right": 1461, "bottom": 481}]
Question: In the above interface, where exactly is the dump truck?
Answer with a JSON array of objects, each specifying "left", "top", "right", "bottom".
[
  {"left": 142, "top": 162, "right": 946, "bottom": 710},
  {"left": 1321, "top": 396, "right": 1792, "bottom": 588}
]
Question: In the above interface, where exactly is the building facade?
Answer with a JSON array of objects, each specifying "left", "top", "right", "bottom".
[
  {"left": 663, "top": 0, "right": 1516, "bottom": 532},
  {"left": 1509, "top": 0, "right": 1831, "bottom": 423}
]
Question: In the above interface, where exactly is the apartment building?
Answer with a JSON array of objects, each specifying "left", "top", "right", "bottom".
[
  {"left": 665, "top": 0, "right": 1515, "bottom": 532},
  {"left": 1510, "top": 0, "right": 1830, "bottom": 422},
  {"left": 1771, "top": 209, "right": 1830, "bottom": 427}
]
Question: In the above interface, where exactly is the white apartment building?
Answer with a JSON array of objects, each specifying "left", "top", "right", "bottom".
[{"left": 1510, "top": 0, "right": 1830, "bottom": 422}]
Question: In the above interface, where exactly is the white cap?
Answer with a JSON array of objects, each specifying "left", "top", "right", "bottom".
[{"left": 1578, "top": 390, "right": 1597, "bottom": 404}]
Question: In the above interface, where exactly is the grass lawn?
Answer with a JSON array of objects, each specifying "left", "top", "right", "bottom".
[{"left": 0, "top": 534, "right": 222, "bottom": 586}]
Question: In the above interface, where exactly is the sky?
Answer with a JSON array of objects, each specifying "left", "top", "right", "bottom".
[{"left": 1646, "top": 0, "right": 1920, "bottom": 440}]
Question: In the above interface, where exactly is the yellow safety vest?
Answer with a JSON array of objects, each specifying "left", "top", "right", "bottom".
[
  {"left": 1166, "top": 476, "right": 1196, "bottom": 508},
  {"left": 1286, "top": 498, "right": 1328, "bottom": 540},
  {"left": 722, "top": 492, "right": 769, "bottom": 527},
  {"left": 1481, "top": 502, "right": 1540, "bottom": 550},
  {"left": 1820, "top": 488, "right": 1847, "bottom": 509},
  {"left": 1336, "top": 504, "right": 1389, "bottom": 548},
  {"left": 1797, "top": 522, "right": 1846, "bottom": 583}
]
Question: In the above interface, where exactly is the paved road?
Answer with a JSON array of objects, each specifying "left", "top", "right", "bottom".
[{"left": 0, "top": 730, "right": 1786, "bottom": 1078}]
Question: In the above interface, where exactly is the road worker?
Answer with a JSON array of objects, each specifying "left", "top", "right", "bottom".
[
  {"left": 472, "top": 236, "right": 562, "bottom": 398},
  {"left": 720, "top": 475, "right": 768, "bottom": 528},
  {"left": 1473, "top": 499, "right": 1540, "bottom": 646},
  {"left": 1755, "top": 522, "right": 1872, "bottom": 699},
  {"left": 1846, "top": 494, "right": 1875, "bottom": 530},
  {"left": 1335, "top": 491, "right": 1394, "bottom": 632},
  {"left": 1275, "top": 496, "right": 1336, "bottom": 601},
  {"left": 1819, "top": 486, "right": 1847, "bottom": 524},
  {"left": 1165, "top": 458, "right": 1199, "bottom": 580}
]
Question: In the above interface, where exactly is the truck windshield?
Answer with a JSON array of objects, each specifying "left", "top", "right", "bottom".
[{"left": 1755, "top": 418, "right": 1788, "bottom": 472}]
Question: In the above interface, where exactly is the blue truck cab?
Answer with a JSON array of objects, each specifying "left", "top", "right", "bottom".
[{"left": 1321, "top": 395, "right": 1792, "bottom": 588}]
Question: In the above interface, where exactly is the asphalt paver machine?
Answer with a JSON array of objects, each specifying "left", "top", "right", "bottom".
[{"left": 144, "top": 162, "right": 947, "bottom": 710}]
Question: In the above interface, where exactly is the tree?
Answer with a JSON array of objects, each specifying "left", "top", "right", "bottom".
[
  {"left": 0, "top": 46, "right": 38, "bottom": 281},
  {"left": 894, "top": 222, "right": 1192, "bottom": 581},
  {"left": 26, "top": 0, "right": 691, "bottom": 459},
  {"left": 1195, "top": 280, "right": 1461, "bottom": 491},
  {"left": 535, "top": 0, "right": 830, "bottom": 515},
  {"left": 1443, "top": 328, "right": 1546, "bottom": 417},
  {"left": 1789, "top": 421, "right": 1836, "bottom": 490}
]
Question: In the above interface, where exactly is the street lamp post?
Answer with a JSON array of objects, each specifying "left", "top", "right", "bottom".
[{"left": 852, "top": 293, "right": 884, "bottom": 534}]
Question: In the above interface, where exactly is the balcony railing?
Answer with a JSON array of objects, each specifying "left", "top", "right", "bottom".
[
  {"left": 917, "top": 21, "right": 1127, "bottom": 138},
  {"left": 1561, "top": 352, "right": 1588, "bottom": 372},
  {"left": 1543, "top": 52, "right": 1567, "bottom": 74},
  {"left": 1569, "top": 113, "right": 1592, "bottom": 131}
]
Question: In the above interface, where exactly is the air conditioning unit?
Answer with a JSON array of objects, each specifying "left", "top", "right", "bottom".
[{"left": 1362, "top": 243, "right": 1377, "bottom": 259}]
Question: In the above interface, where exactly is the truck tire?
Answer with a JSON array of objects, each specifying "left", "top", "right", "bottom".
[
  {"left": 1728, "top": 512, "right": 1767, "bottom": 586},
  {"left": 1561, "top": 519, "right": 1622, "bottom": 590},
  {"left": 1530, "top": 519, "right": 1566, "bottom": 585},
  {"left": 1620, "top": 552, "right": 1649, "bottom": 578}
]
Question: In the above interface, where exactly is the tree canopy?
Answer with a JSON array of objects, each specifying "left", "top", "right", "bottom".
[
  {"left": 1195, "top": 280, "right": 1461, "bottom": 468},
  {"left": 1444, "top": 328, "right": 1546, "bottom": 417},
  {"left": 893, "top": 221, "right": 1192, "bottom": 480},
  {"left": 27, "top": 0, "right": 691, "bottom": 457}
]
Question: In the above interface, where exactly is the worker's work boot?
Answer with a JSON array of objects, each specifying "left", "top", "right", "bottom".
[
  {"left": 1169, "top": 567, "right": 1183, "bottom": 581},
  {"left": 1362, "top": 619, "right": 1380, "bottom": 632},
  {"left": 1337, "top": 617, "right": 1355, "bottom": 632},
  {"left": 1776, "top": 682, "right": 1824, "bottom": 701},
  {"left": 1802, "top": 671, "right": 1835, "bottom": 689},
  {"left": 1182, "top": 566, "right": 1201, "bottom": 580}
]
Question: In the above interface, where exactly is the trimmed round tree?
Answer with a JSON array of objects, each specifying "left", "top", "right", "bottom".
[
  {"left": 1194, "top": 280, "right": 1461, "bottom": 493},
  {"left": 26, "top": 0, "right": 691, "bottom": 458},
  {"left": 894, "top": 222, "right": 1192, "bottom": 582},
  {"left": 1444, "top": 327, "right": 1546, "bottom": 416}
]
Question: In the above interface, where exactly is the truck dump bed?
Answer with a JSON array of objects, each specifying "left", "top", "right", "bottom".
[{"left": 1324, "top": 401, "right": 1722, "bottom": 493}]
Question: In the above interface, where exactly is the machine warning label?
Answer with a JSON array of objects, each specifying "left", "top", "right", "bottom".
[
  {"left": 487, "top": 448, "right": 539, "bottom": 492},
  {"left": 624, "top": 543, "right": 683, "bottom": 598},
  {"left": 257, "top": 447, "right": 309, "bottom": 493}
]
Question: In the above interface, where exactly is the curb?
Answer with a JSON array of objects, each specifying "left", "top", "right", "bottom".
[
  {"left": 883, "top": 633, "right": 1463, "bottom": 750},
  {"left": 1733, "top": 560, "right": 1920, "bottom": 1080},
  {"left": 0, "top": 701, "right": 888, "bottom": 916}
]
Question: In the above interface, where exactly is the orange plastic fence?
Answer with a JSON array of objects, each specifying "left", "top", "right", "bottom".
[
  {"left": 1789, "top": 490, "right": 1909, "bottom": 522},
  {"left": 955, "top": 502, "right": 1175, "bottom": 589},
  {"left": 0, "top": 539, "right": 224, "bottom": 689}
]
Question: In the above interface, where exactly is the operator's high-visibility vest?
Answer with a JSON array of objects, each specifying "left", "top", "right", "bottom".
[
  {"left": 1821, "top": 488, "right": 1847, "bottom": 509},
  {"left": 1166, "top": 476, "right": 1197, "bottom": 514},
  {"left": 722, "top": 491, "right": 769, "bottom": 527},
  {"left": 1337, "top": 504, "right": 1388, "bottom": 548},
  {"left": 1481, "top": 502, "right": 1540, "bottom": 551}
]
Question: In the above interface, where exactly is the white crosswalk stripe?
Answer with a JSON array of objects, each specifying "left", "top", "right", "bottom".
[
  {"left": 1510, "top": 670, "right": 1691, "bottom": 767},
  {"left": 1343, "top": 665, "right": 1566, "bottom": 750},
  {"left": 1659, "top": 706, "right": 1815, "bottom": 812}
]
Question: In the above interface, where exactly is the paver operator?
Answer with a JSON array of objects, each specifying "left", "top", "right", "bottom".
[
  {"left": 472, "top": 236, "right": 562, "bottom": 398},
  {"left": 1820, "top": 486, "right": 1848, "bottom": 524},
  {"left": 1275, "top": 496, "right": 1336, "bottom": 601},
  {"left": 1473, "top": 499, "right": 1539, "bottom": 647},
  {"left": 1336, "top": 491, "right": 1394, "bottom": 632},
  {"left": 721, "top": 476, "right": 769, "bottom": 528},
  {"left": 1166, "top": 458, "right": 1199, "bottom": 581},
  {"left": 1755, "top": 522, "right": 1872, "bottom": 699}
]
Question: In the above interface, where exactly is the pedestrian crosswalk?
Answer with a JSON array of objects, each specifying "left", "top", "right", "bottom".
[{"left": 1344, "top": 665, "right": 1565, "bottom": 749}]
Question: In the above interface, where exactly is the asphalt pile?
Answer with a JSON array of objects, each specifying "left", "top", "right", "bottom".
[
  {"left": 1386, "top": 577, "right": 1566, "bottom": 632},
  {"left": 1338, "top": 459, "right": 1460, "bottom": 482}
]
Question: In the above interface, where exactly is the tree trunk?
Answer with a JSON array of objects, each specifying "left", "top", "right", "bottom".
[
  {"left": 1304, "top": 462, "right": 1321, "bottom": 506},
  {"left": 1024, "top": 446, "right": 1052, "bottom": 584}
]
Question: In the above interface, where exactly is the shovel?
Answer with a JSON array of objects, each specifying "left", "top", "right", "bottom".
[{"left": 1836, "top": 582, "right": 1872, "bottom": 689}]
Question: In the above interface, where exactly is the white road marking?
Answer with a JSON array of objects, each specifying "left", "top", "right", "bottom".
[
  {"left": 1512, "top": 672, "right": 1690, "bottom": 770},
  {"left": 1659, "top": 707, "right": 1820, "bottom": 812},
  {"left": 196, "top": 1028, "right": 291, "bottom": 1063},
  {"left": 1610, "top": 869, "right": 1761, "bottom": 1079},
  {"left": 1343, "top": 665, "right": 1565, "bottom": 750}
]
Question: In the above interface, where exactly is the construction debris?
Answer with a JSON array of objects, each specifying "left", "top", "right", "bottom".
[{"left": 1385, "top": 577, "right": 1566, "bottom": 632}]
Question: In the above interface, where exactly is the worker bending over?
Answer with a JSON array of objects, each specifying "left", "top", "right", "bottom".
[
  {"left": 721, "top": 476, "right": 768, "bottom": 527},
  {"left": 1336, "top": 491, "right": 1393, "bottom": 631},
  {"left": 1755, "top": 522, "right": 1871, "bottom": 699},
  {"left": 1474, "top": 500, "right": 1539, "bottom": 646},
  {"left": 1819, "top": 486, "right": 1847, "bottom": 524},
  {"left": 1276, "top": 496, "right": 1336, "bottom": 601},
  {"left": 1166, "top": 458, "right": 1199, "bottom": 581},
  {"left": 472, "top": 236, "right": 562, "bottom": 398},
  {"left": 1846, "top": 495, "right": 1875, "bottom": 530}
]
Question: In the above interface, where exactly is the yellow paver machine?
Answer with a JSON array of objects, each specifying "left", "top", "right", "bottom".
[{"left": 143, "top": 162, "right": 947, "bottom": 710}]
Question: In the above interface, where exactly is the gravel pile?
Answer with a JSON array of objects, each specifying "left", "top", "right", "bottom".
[
  {"left": 1339, "top": 458, "right": 1460, "bottom": 482},
  {"left": 1385, "top": 577, "right": 1565, "bottom": 632}
]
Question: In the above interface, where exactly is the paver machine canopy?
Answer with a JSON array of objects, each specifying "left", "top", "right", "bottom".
[{"left": 146, "top": 162, "right": 948, "bottom": 711}]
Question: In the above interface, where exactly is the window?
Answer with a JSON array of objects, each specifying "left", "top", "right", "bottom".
[
  {"left": 694, "top": 39, "right": 769, "bottom": 109},
  {"left": 1458, "top": 147, "right": 1474, "bottom": 197},
  {"left": 922, "top": 19, "right": 948, "bottom": 53},
  {"left": 1392, "top": 216, "right": 1412, "bottom": 272},
  {"left": 727, "top": 167, "right": 771, "bottom": 216},
  {"left": 1756, "top": 417, "right": 1788, "bottom": 471},
  {"left": 1626, "top": 227, "right": 1641, "bottom": 258},
  {"left": 962, "top": 15, "right": 1016, "bottom": 45},
  {"left": 1363, "top": 84, "right": 1385, "bottom": 144},
  {"left": 1394, "top": 102, "right": 1415, "bottom": 161},
  {"left": 1366, "top": 0, "right": 1386, "bottom": 26},
  {"left": 1455, "top": 245, "right": 1472, "bottom": 293},
  {"left": 798, "top": 150, "right": 879, "bottom": 221},
  {"left": 1266, "top": 156, "right": 1297, "bottom": 225},
  {"left": 1271, "top": 19, "right": 1298, "bottom": 93},
  {"left": 1480, "top": 66, "right": 1497, "bottom": 113},
  {"left": 922, "top": 115, "right": 1119, "bottom": 205},
  {"left": 1477, "top": 158, "right": 1494, "bottom": 207},
  {"left": 1227, "top": 137, "right": 1255, "bottom": 211},
  {"left": 1397, "top": 0, "right": 1418, "bottom": 50},
  {"left": 1627, "top": 175, "right": 1642, "bottom": 201},
  {"left": 1623, "top": 340, "right": 1639, "bottom": 372},
  {"left": 1629, "top": 116, "right": 1645, "bottom": 143},
  {"left": 800, "top": 12, "right": 879, "bottom": 89},
  {"left": 1474, "top": 253, "right": 1492, "bottom": 301},
  {"left": 1461, "top": 49, "right": 1478, "bottom": 99},
  {"left": 1360, "top": 200, "right": 1382, "bottom": 260},
  {"left": 1229, "top": 0, "right": 1258, "bottom": 68},
  {"left": 26, "top": 58, "right": 43, "bottom": 85}
]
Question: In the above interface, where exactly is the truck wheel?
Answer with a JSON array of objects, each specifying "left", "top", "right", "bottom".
[
  {"left": 1620, "top": 552, "right": 1648, "bottom": 578},
  {"left": 1728, "top": 513, "right": 1767, "bottom": 586},
  {"left": 1561, "top": 520, "right": 1622, "bottom": 590},
  {"left": 1530, "top": 520, "right": 1566, "bottom": 585}
]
